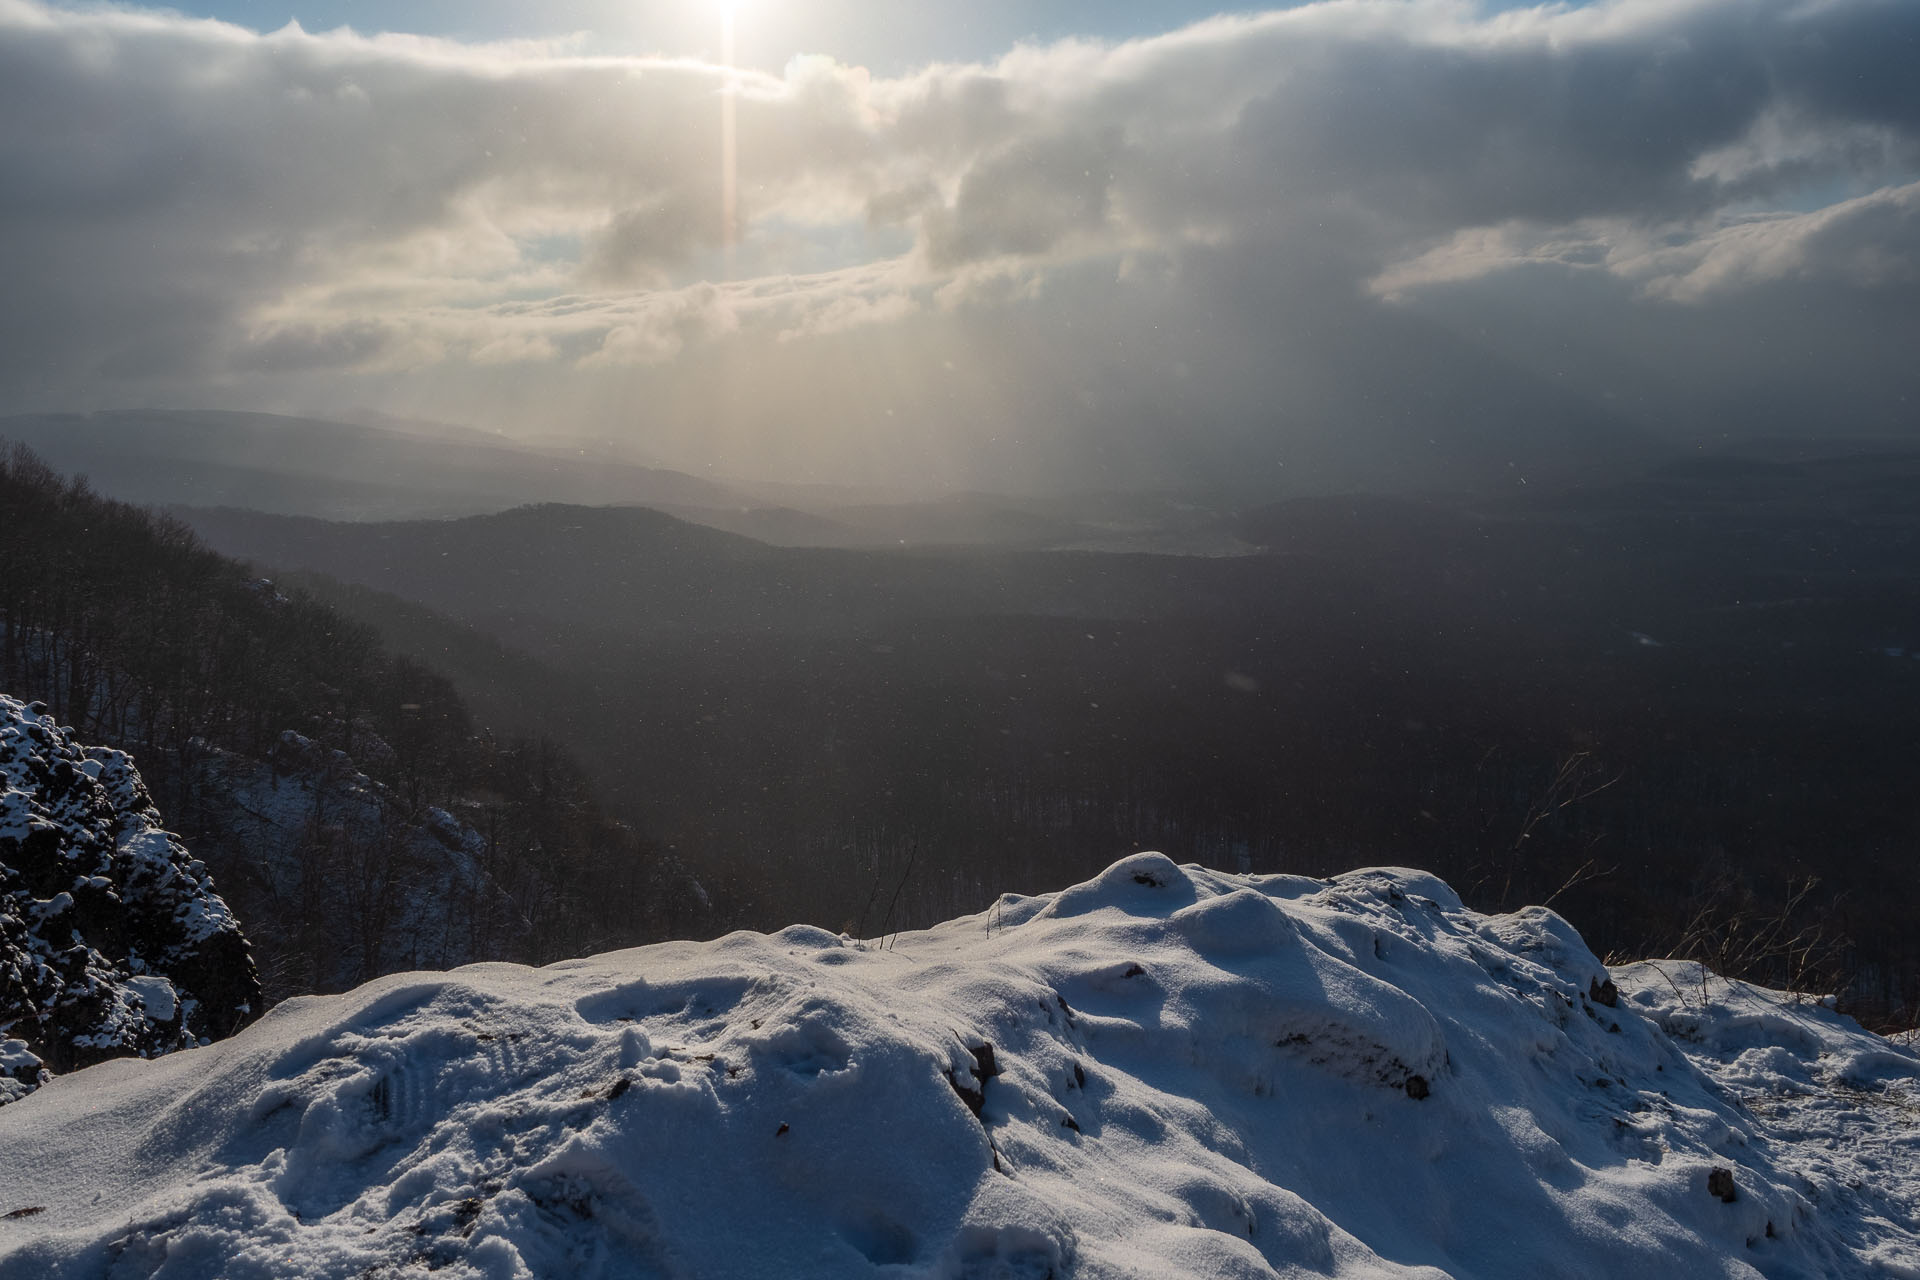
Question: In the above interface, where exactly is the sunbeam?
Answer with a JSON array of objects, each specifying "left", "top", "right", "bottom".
[{"left": 719, "top": 1, "right": 738, "bottom": 279}]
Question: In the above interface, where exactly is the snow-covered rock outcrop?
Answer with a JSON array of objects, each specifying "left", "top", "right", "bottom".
[
  {"left": 0, "top": 853, "right": 1915, "bottom": 1277},
  {"left": 0, "top": 696, "right": 259, "bottom": 1098}
]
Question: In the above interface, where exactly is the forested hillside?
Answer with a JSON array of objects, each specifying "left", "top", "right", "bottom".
[{"left": 0, "top": 446, "right": 701, "bottom": 1002}]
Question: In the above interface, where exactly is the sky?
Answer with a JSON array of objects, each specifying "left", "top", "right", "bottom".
[
  {"left": 1, "top": 0, "right": 1916, "bottom": 492},
  {"left": 138, "top": 1, "right": 1278, "bottom": 72}
]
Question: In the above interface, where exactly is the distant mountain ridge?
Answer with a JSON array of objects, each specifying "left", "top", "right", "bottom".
[
  {"left": 174, "top": 500, "right": 1273, "bottom": 659},
  {"left": 3, "top": 408, "right": 1261, "bottom": 552},
  {"left": 0, "top": 409, "right": 751, "bottom": 520}
]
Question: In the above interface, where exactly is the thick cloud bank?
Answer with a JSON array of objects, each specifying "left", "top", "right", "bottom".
[{"left": 1, "top": 0, "right": 1916, "bottom": 488}]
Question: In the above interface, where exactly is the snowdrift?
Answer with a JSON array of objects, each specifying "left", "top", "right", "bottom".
[{"left": 1, "top": 853, "right": 1915, "bottom": 1278}]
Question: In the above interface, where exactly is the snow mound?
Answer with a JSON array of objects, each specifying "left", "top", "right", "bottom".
[
  {"left": 0, "top": 696, "right": 259, "bottom": 1097},
  {"left": 1, "top": 852, "right": 1916, "bottom": 1278}
]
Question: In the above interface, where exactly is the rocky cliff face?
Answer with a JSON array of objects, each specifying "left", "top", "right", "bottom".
[{"left": 0, "top": 695, "right": 259, "bottom": 1100}]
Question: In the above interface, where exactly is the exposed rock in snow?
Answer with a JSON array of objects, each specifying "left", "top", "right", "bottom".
[
  {"left": 0, "top": 852, "right": 1914, "bottom": 1277},
  {"left": 0, "top": 695, "right": 260, "bottom": 1095}
]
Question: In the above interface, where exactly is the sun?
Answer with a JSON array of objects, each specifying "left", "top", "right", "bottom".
[{"left": 710, "top": 0, "right": 742, "bottom": 65}]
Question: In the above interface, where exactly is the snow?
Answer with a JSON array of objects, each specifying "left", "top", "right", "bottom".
[
  {"left": 0, "top": 852, "right": 1915, "bottom": 1278},
  {"left": 124, "top": 976, "right": 179, "bottom": 1025},
  {"left": 0, "top": 1040, "right": 42, "bottom": 1105},
  {"left": 1615, "top": 961, "right": 1920, "bottom": 1277}
]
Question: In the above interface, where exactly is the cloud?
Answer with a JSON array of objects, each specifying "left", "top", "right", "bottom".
[
  {"left": 583, "top": 194, "right": 716, "bottom": 286},
  {"left": 922, "top": 128, "right": 1122, "bottom": 267},
  {"left": 1371, "top": 179, "right": 1920, "bottom": 304},
  {"left": 578, "top": 283, "right": 742, "bottom": 367},
  {"left": 0, "top": 0, "right": 1915, "bottom": 488},
  {"left": 1625, "top": 181, "right": 1920, "bottom": 301}
]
